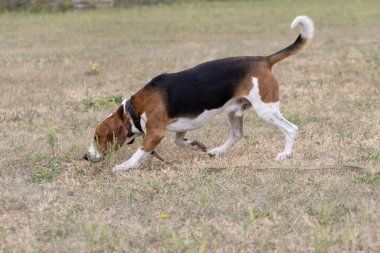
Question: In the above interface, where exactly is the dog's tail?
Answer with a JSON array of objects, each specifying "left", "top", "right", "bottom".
[{"left": 267, "top": 16, "right": 314, "bottom": 66}]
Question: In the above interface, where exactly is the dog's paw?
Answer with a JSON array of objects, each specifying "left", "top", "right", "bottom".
[
  {"left": 190, "top": 140, "right": 207, "bottom": 152},
  {"left": 112, "top": 162, "right": 138, "bottom": 172},
  {"left": 275, "top": 152, "right": 291, "bottom": 161},
  {"left": 207, "top": 148, "right": 225, "bottom": 157}
]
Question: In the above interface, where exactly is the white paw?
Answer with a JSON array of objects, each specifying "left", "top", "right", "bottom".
[
  {"left": 112, "top": 162, "right": 138, "bottom": 172},
  {"left": 275, "top": 152, "right": 291, "bottom": 161},
  {"left": 207, "top": 148, "right": 225, "bottom": 157}
]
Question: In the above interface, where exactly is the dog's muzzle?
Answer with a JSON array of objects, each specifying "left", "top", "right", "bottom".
[{"left": 84, "top": 144, "right": 102, "bottom": 162}]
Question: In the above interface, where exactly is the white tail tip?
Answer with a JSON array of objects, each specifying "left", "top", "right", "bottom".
[{"left": 291, "top": 15, "right": 314, "bottom": 39}]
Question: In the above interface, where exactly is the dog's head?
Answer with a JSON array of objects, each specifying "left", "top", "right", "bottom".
[{"left": 83, "top": 105, "right": 137, "bottom": 162}]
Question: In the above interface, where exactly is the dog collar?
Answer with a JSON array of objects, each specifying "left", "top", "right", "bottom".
[{"left": 126, "top": 99, "right": 144, "bottom": 133}]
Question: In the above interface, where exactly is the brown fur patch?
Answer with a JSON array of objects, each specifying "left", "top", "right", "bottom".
[
  {"left": 233, "top": 75, "right": 254, "bottom": 98},
  {"left": 233, "top": 60, "right": 279, "bottom": 103},
  {"left": 256, "top": 70, "right": 280, "bottom": 103},
  {"left": 132, "top": 88, "right": 169, "bottom": 152}
]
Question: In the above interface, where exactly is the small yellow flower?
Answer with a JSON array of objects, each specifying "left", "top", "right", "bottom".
[
  {"left": 87, "top": 61, "right": 99, "bottom": 73},
  {"left": 160, "top": 214, "right": 168, "bottom": 219}
]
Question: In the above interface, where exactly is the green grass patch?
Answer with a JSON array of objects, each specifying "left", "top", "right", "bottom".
[
  {"left": 284, "top": 113, "right": 304, "bottom": 126},
  {"left": 30, "top": 156, "right": 61, "bottom": 183},
  {"left": 353, "top": 171, "right": 380, "bottom": 184},
  {"left": 363, "top": 151, "right": 380, "bottom": 164},
  {"left": 355, "top": 150, "right": 380, "bottom": 165},
  {"left": 22, "top": 151, "right": 49, "bottom": 164},
  {"left": 83, "top": 221, "right": 121, "bottom": 252},
  {"left": 248, "top": 207, "right": 271, "bottom": 221},
  {"left": 82, "top": 95, "right": 123, "bottom": 109},
  {"left": 0, "top": 0, "right": 73, "bottom": 13}
]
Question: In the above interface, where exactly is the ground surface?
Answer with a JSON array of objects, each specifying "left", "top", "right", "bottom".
[{"left": 0, "top": 0, "right": 379, "bottom": 252}]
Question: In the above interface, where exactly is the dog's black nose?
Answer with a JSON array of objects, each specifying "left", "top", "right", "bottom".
[{"left": 83, "top": 153, "right": 88, "bottom": 161}]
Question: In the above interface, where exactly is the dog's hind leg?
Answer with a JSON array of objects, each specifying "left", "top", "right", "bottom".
[
  {"left": 248, "top": 76, "right": 298, "bottom": 160},
  {"left": 248, "top": 77, "right": 298, "bottom": 160},
  {"left": 256, "top": 107, "right": 298, "bottom": 160},
  {"left": 174, "top": 132, "right": 207, "bottom": 152},
  {"left": 274, "top": 114, "right": 298, "bottom": 160},
  {"left": 208, "top": 111, "right": 244, "bottom": 157}
]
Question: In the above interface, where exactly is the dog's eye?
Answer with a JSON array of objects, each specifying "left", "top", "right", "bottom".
[{"left": 94, "top": 135, "right": 99, "bottom": 142}]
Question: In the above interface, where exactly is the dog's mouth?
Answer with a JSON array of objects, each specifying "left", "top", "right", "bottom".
[{"left": 83, "top": 153, "right": 89, "bottom": 161}]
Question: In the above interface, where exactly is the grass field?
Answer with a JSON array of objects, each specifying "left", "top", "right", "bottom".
[{"left": 1, "top": 0, "right": 379, "bottom": 252}]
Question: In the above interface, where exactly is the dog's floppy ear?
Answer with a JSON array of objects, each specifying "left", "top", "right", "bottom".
[
  {"left": 116, "top": 105, "right": 125, "bottom": 120},
  {"left": 116, "top": 104, "right": 135, "bottom": 145},
  {"left": 114, "top": 123, "right": 128, "bottom": 147}
]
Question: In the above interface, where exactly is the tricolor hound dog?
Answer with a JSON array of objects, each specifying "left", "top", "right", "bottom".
[{"left": 84, "top": 16, "right": 314, "bottom": 172}]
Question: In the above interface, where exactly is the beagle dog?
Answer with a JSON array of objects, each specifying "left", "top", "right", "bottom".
[{"left": 84, "top": 16, "right": 314, "bottom": 172}]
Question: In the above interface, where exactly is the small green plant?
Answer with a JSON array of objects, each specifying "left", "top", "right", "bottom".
[
  {"left": 0, "top": 225, "right": 6, "bottom": 241},
  {"left": 104, "top": 135, "right": 119, "bottom": 172},
  {"left": 30, "top": 156, "right": 61, "bottom": 183},
  {"left": 83, "top": 221, "right": 121, "bottom": 252},
  {"left": 82, "top": 95, "right": 123, "bottom": 109},
  {"left": 76, "top": 168, "right": 86, "bottom": 185},
  {"left": 45, "top": 223, "right": 69, "bottom": 240},
  {"left": 248, "top": 208, "right": 271, "bottom": 222},
  {"left": 23, "top": 151, "right": 49, "bottom": 164},
  {"left": 161, "top": 226, "right": 187, "bottom": 252},
  {"left": 47, "top": 121, "right": 58, "bottom": 151},
  {"left": 0, "top": 225, "right": 10, "bottom": 252},
  {"left": 142, "top": 179, "right": 163, "bottom": 198},
  {"left": 27, "top": 124, "right": 61, "bottom": 182},
  {"left": 363, "top": 151, "right": 380, "bottom": 164},
  {"left": 0, "top": 58, "right": 8, "bottom": 66},
  {"left": 312, "top": 223, "right": 340, "bottom": 253},
  {"left": 353, "top": 171, "right": 380, "bottom": 184},
  {"left": 315, "top": 204, "right": 336, "bottom": 226}
]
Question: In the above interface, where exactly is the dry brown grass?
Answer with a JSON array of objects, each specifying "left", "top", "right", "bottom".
[{"left": 1, "top": 0, "right": 380, "bottom": 252}]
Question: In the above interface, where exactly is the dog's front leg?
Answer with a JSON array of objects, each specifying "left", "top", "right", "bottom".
[
  {"left": 113, "top": 125, "right": 165, "bottom": 172},
  {"left": 112, "top": 148, "right": 150, "bottom": 172}
]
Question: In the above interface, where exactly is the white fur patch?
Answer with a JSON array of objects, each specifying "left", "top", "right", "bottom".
[
  {"left": 166, "top": 100, "right": 246, "bottom": 132},
  {"left": 291, "top": 15, "right": 314, "bottom": 39},
  {"left": 121, "top": 99, "right": 127, "bottom": 115},
  {"left": 130, "top": 112, "right": 147, "bottom": 134},
  {"left": 166, "top": 108, "right": 222, "bottom": 132},
  {"left": 140, "top": 112, "right": 147, "bottom": 133},
  {"left": 247, "top": 77, "right": 298, "bottom": 160},
  {"left": 87, "top": 144, "right": 102, "bottom": 162},
  {"left": 112, "top": 148, "right": 149, "bottom": 171},
  {"left": 125, "top": 133, "right": 139, "bottom": 144},
  {"left": 246, "top": 77, "right": 280, "bottom": 117}
]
